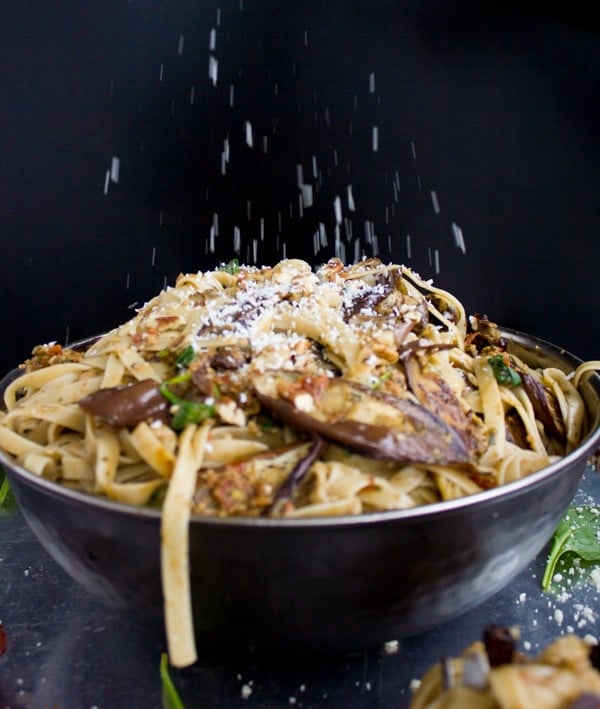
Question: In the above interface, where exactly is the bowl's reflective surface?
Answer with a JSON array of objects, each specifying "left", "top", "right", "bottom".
[{"left": 1, "top": 328, "right": 599, "bottom": 654}]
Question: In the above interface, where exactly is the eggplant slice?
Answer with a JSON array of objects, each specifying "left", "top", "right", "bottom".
[
  {"left": 193, "top": 440, "right": 322, "bottom": 516},
  {"left": 403, "top": 355, "right": 486, "bottom": 457},
  {"left": 254, "top": 373, "right": 471, "bottom": 465}
]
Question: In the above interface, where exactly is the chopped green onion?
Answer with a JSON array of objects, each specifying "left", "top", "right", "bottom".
[
  {"left": 170, "top": 401, "right": 216, "bottom": 430},
  {"left": 372, "top": 370, "right": 392, "bottom": 389},
  {"left": 159, "top": 378, "right": 216, "bottom": 431},
  {"left": 175, "top": 345, "right": 196, "bottom": 370}
]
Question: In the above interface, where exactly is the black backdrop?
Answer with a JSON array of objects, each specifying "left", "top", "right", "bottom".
[{"left": 2, "top": 1, "right": 598, "bottom": 375}]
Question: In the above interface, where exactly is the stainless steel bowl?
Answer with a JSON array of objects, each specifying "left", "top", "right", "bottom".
[{"left": 1, "top": 328, "right": 599, "bottom": 655}]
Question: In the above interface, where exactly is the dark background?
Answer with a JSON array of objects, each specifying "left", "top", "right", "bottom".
[{"left": 2, "top": 1, "right": 598, "bottom": 376}]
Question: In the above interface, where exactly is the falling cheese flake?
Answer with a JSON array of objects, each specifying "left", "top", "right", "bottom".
[
  {"left": 347, "top": 184, "right": 356, "bottom": 211},
  {"left": 110, "top": 156, "right": 120, "bottom": 183},
  {"left": 319, "top": 222, "right": 327, "bottom": 248},
  {"left": 245, "top": 120, "right": 254, "bottom": 148},
  {"left": 208, "top": 56, "right": 219, "bottom": 86},
  {"left": 333, "top": 195, "right": 342, "bottom": 225},
  {"left": 451, "top": 222, "right": 466, "bottom": 254},
  {"left": 301, "top": 184, "right": 313, "bottom": 208},
  {"left": 372, "top": 126, "right": 379, "bottom": 152}
]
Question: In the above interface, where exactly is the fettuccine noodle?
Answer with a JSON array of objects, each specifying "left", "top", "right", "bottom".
[{"left": 1, "top": 257, "right": 598, "bottom": 665}]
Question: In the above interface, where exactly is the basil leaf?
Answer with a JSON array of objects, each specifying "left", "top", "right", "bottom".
[
  {"left": 488, "top": 355, "right": 522, "bottom": 388},
  {"left": 160, "top": 653, "right": 186, "bottom": 709},
  {"left": 542, "top": 504, "right": 600, "bottom": 590},
  {"left": 0, "top": 470, "right": 16, "bottom": 517}
]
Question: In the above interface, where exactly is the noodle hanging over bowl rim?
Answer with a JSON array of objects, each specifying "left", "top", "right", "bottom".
[{"left": 1, "top": 257, "right": 599, "bottom": 666}]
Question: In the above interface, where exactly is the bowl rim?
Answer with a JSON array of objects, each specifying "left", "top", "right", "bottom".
[{"left": 1, "top": 326, "right": 599, "bottom": 530}]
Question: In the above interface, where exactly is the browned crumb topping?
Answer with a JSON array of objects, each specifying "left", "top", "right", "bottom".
[{"left": 21, "top": 343, "right": 84, "bottom": 372}]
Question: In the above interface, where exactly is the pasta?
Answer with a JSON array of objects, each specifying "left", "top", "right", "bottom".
[
  {"left": 409, "top": 625, "right": 600, "bottom": 708},
  {"left": 2, "top": 256, "right": 595, "bottom": 514},
  {"left": 1, "top": 257, "right": 598, "bottom": 665}
]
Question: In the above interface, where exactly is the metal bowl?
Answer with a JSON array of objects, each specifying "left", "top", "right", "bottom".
[{"left": 1, "top": 328, "right": 599, "bottom": 655}]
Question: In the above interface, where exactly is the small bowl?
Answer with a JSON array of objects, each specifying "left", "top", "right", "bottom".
[{"left": 1, "top": 328, "right": 599, "bottom": 654}]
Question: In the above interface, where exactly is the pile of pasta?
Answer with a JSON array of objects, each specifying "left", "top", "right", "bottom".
[
  {"left": 409, "top": 625, "right": 600, "bottom": 708},
  {"left": 1, "top": 257, "right": 598, "bottom": 665}
]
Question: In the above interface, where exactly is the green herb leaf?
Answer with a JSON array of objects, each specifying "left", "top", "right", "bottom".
[
  {"left": 175, "top": 346, "right": 196, "bottom": 370},
  {"left": 488, "top": 355, "right": 522, "bottom": 388},
  {"left": 219, "top": 258, "right": 240, "bottom": 275},
  {"left": 160, "top": 653, "right": 186, "bottom": 709},
  {"left": 372, "top": 370, "right": 391, "bottom": 389},
  {"left": 170, "top": 401, "right": 216, "bottom": 430},
  {"left": 542, "top": 504, "right": 600, "bottom": 590},
  {"left": 159, "top": 379, "right": 216, "bottom": 431},
  {"left": 0, "top": 469, "right": 16, "bottom": 517}
]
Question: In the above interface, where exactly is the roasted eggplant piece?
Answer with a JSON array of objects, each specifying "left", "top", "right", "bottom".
[
  {"left": 79, "top": 379, "right": 169, "bottom": 427},
  {"left": 519, "top": 371, "right": 566, "bottom": 441},
  {"left": 267, "top": 436, "right": 326, "bottom": 515},
  {"left": 254, "top": 372, "right": 471, "bottom": 464},
  {"left": 193, "top": 440, "right": 322, "bottom": 516},
  {"left": 403, "top": 355, "right": 486, "bottom": 457}
]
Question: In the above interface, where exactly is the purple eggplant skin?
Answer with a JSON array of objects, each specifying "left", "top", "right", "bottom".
[
  {"left": 79, "top": 379, "right": 169, "bottom": 427},
  {"left": 519, "top": 371, "right": 566, "bottom": 441},
  {"left": 255, "top": 380, "right": 471, "bottom": 465},
  {"left": 267, "top": 436, "right": 326, "bottom": 516},
  {"left": 402, "top": 354, "right": 485, "bottom": 457},
  {"left": 566, "top": 694, "right": 600, "bottom": 709}
]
